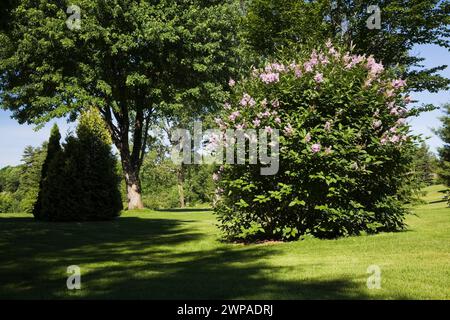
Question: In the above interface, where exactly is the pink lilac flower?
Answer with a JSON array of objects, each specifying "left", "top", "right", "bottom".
[
  {"left": 343, "top": 53, "right": 351, "bottom": 64},
  {"left": 314, "top": 73, "right": 324, "bottom": 83},
  {"left": 224, "top": 102, "right": 231, "bottom": 110},
  {"left": 353, "top": 54, "right": 365, "bottom": 64},
  {"left": 311, "top": 143, "right": 321, "bottom": 153},
  {"left": 240, "top": 94, "right": 250, "bottom": 106},
  {"left": 269, "top": 63, "right": 286, "bottom": 72},
  {"left": 275, "top": 117, "right": 281, "bottom": 124},
  {"left": 367, "top": 56, "right": 384, "bottom": 76},
  {"left": 294, "top": 67, "right": 302, "bottom": 78},
  {"left": 272, "top": 99, "right": 280, "bottom": 108},
  {"left": 309, "top": 58, "right": 318, "bottom": 67},
  {"left": 390, "top": 135, "right": 400, "bottom": 143},
  {"left": 404, "top": 96, "right": 412, "bottom": 104},
  {"left": 229, "top": 111, "right": 240, "bottom": 121},
  {"left": 326, "top": 39, "right": 333, "bottom": 48},
  {"left": 398, "top": 108, "right": 407, "bottom": 116},
  {"left": 346, "top": 55, "right": 364, "bottom": 69},
  {"left": 260, "top": 72, "right": 280, "bottom": 84},
  {"left": 324, "top": 121, "right": 331, "bottom": 131},
  {"left": 329, "top": 47, "right": 338, "bottom": 57},
  {"left": 208, "top": 133, "right": 221, "bottom": 149},
  {"left": 372, "top": 120, "right": 382, "bottom": 129},
  {"left": 389, "top": 127, "right": 397, "bottom": 133},
  {"left": 260, "top": 110, "right": 271, "bottom": 118},
  {"left": 235, "top": 123, "right": 245, "bottom": 130},
  {"left": 261, "top": 98, "right": 267, "bottom": 107},
  {"left": 264, "top": 63, "right": 286, "bottom": 73},
  {"left": 396, "top": 118, "right": 406, "bottom": 125},
  {"left": 304, "top": 61, "right": 314, "bottom": 72},
  {"left": 392, "top": 79, "right": 407, "bottom": 89},
  {"left": 283, "top": 124, "right": 294, "bottom": 136},
  {"left": 212, "top": 172, "right": 221, "bottom": 182},
  {"left": 364, "top": 78, "right": 373, "bottom": 87},
  {"left": 265, "top": 126, "right": 274, "bottom": 134},
  {"left": 252, "top": 118, "right": 261, "bottom": 127},
  {"left": 228, "top": 79, "right": 235, "bottom": 87},
  {"left": 385, "top": 89, "right": 395, "bottom": 98},
  {"left": 320, "top": 55, "right": 329, "bottom": 65},
  {"left": 305, "top": 133, "right": 311, "bottom": 142},
  {"left": 380, "top": 137, "right": 388, "bottom": 145},
  {"left": 390, "top": 108, "right": 400, "bottom": 116},
  {"left": 240, "top": 93, "right": 256, "bottom": 107},
  {"left": 309, "top": 50, "right": 319, "bottom": 66}
]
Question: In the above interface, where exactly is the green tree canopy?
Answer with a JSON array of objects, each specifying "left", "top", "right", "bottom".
[
  {"left": 243, "top": 0, "right": 450, "bottom": 93},
  {"left": 0, "top": 0, "right": 241, "bottom": 209}
]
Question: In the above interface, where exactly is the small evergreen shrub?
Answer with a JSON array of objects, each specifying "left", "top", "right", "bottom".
[
  {"left": 33, "top": 124, "right": 62, "bottom": 220},
  {"left": 34, "top": 110, "right": 122, "bottom": 221},
  {"left": 214, "top": 42, "right": 421, "bottom": 241}
]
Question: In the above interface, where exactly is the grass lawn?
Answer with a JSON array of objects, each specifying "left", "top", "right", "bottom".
[{"left": 0, "top": 185, "right": 449, "bottom": 299}]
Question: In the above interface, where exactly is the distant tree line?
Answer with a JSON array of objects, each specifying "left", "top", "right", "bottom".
[
  {"left": 0, "top": 145, "right": 46, "bottom": 213},
  {"left": 0, "top": 114, "right": 215, "bottom": 214}
]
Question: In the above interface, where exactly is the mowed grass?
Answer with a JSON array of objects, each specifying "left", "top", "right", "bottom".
[{"left": 0, "top": 185, "right": 449, "bottom": 299}]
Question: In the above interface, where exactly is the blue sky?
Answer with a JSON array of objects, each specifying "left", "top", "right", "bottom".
[{"left": 0, "top": 44, "right": 449, "bottom": 168}]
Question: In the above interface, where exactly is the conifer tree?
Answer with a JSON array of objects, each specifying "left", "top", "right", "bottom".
[{"left": 33, "top": 124, "right": 61, "bottom": 220}]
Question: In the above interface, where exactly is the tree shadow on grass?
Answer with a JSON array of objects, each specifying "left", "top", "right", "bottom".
[
  {"left": 428, "top": 199, "right": 448, "bottom": 204},
  {"left": 80, "top": 248, "right": 377, "bottom": 300},
  {"left": 0, "top": 215, "right": 404, "bottom": 300}
]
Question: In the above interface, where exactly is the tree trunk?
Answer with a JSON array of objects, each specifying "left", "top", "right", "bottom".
[
  {"left": 177, "top": 165, "right": 185, "bottom": 208},
  {"left": 123, "top": 165, "right": 144, "bottom": 210},
  {"left": 104, "top": 106, "right": 148, "bottom": 211}
]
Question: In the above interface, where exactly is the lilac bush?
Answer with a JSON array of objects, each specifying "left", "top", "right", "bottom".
[{"left": 213, "top": 42, "right": 421, "bottom": 241}]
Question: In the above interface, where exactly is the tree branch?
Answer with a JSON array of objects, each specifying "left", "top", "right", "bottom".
[{"left": 139, "top": 109, "right": 152, "bottom": 169}]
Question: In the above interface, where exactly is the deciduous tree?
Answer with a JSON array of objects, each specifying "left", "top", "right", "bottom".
[{"left": 0, "top": 0, "right": 241, "bottom": 209}]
